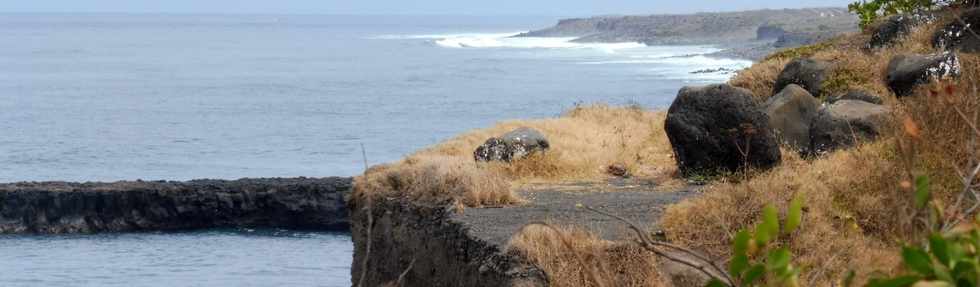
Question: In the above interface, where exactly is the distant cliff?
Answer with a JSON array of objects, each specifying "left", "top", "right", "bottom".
[{"left": 520, "top": 8, "right": 859, "bottom": 59}]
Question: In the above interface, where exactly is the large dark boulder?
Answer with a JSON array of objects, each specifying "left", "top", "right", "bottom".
[
  {"left": 827, "top": 89, "right": 884, "bottom": 105},
  {"left": 474, "top": 127, "right": 550, "bottom": 162},
  {"left": 773, "top": 58, "right": 831, "bottom": 98},
  {"left": 763, "top": 84, "right": 821, "bottom": 151},
  {"left": 665, "top": 84, "right": 781, "bottom": 176},
  {"left": 869, "top": 13, "right": 935, "bottom": 49},
  {"left": 886, "top": 52, "right": 961, "bottom": 97},
  {"left": 933, "top": 8, "right": 980, "bottom": 52},
  {"left": 809, "top": 100, "right": 890, "bottom": 155}
]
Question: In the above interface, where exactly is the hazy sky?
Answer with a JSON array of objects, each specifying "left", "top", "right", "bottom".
[{"left": 6, "top": 0, "right": 854, "bottom": 16}]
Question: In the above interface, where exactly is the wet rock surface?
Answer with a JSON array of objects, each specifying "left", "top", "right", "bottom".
[
  {"left": 665, "top": 84, "right": 781, "bottom": 177},
  {"left": 0, "top": 177, "right": 352, "bottom": 234},
  {"left": 773, "top": 58, "right": 831, "bottom": 98},
  {"left": 809, "top": 100, "right": 891, "bottom": 155},
  {"left": 475, "top": 127, "right": 551, "bottom": 162},
  {"left": 763, "top": 84, "right": 822, "bottom": 151},
  {"left": 886, "top": 52, "right": 961, "bottom": 97}
]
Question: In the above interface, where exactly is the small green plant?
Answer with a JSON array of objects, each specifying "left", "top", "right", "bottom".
[
  {"left": 860, "top": 174, "right": 980, "bottom": 287},
  {"left": 708, "top": 193, "right": 805, "bottom": 287},
  {"left": 848, "top": 0, "right": 938, "bottom": 28},
  {"left": 866, "top": 229, "right": 980, "bottom": 287}
]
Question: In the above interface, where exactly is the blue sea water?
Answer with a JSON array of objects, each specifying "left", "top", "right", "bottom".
[{"left": 0, "top": 13, "right": 749, "bottom": 286}]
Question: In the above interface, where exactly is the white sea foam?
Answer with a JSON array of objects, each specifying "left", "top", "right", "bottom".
[
  {"left": 373, "top": 32, "right": 750, "bottom": 81},
  {"left": 374, "top": 32, "right": 646, "bottom": 52}
]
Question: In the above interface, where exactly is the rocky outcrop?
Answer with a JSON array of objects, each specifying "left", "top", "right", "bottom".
[
  {"left": 0, "top": 177, "right": 351, "bottom": 234},
  {"left": 475, "top": 127, "right": 550, "bottom": 162},
  {"left": 886, "top": 52, "right": 961, "bottom": 97},
  {"left": 869, "top": 13, "right": 936, "bottom": 49},
  {"left": 350, "top": 181, "right": 697, "bottom": 287},
  {"left": 809, "top": 100, "right": 891, "bottom": 155},
  {"left": 519, "top": 8, "right": 857, "bottom": 46},
  {"left": 665, "top": 84, "right": 781, "bottom": 176},
  {"left": 764, "top": 84, "right": 822, "bottom": 151},
  {"left": 773, "top": 58, "right": 832, "bottom": 98},
  {"left": 933, "top": 8, "right": 980, "bottom": 52},
  {"left": 827, "top": 89, "right": 884, "bottom": 105},
  {"left": 350, "top": 197, "right": 546, "bottom": 287}
]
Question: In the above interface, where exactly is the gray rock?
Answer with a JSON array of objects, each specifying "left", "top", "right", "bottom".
[
  {"left": 665, "top": 84, "right": 781, "bottom": 177},
  {"left": 869, "top": 13, "right": 936, "bottom": 49},
  {"left": 773, "top": 58, "right": 831, "bottom": 98},
  {"left": 886, "top": 52, "right": 961, "bottom": 97},
  {"left": 808, "top": 100, "right": 891, "bottom": 155},
  {"left": 933, "top": 8, "right": 980, "bottom": 53},
  {"left": 474, "top": 127, "right": 550, "bottom": 162},
  {"left": 827, "top": 89, "right": 884, "bottom": 105},
  {"left": 763, "top": 84, "right": 822, "bottom": 151}
]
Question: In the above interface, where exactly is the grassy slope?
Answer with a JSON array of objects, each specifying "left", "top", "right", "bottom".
[
  {"left": 663, "top": 10, "right": 980, "bottom": 286},
  {"left": 353, "top": 8, "right": 980, "bottom": 287}
]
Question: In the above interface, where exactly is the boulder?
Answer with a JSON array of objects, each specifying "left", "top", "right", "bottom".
[
  {"left": 665, "top": 84, "right": 781, "bottom": 176},
  {"left": 773, "top": 58, "right": 831, "bottom": 98},
  {"left": 763, "top": 84, "right": 822, "bottom": 151},
  {"left": 827, "top": 89, "right": 884, "bottom": 105},
  {"left": 869, "top": 13, "right": 935, "bottom": 49},
  {"left": 474, "top": 127, "right": 550, "bottom": 162},
  {"left": 933, "top": 8, "right": 980, "bottom": 52},
  {"left": 886, "top": 52, "right": 961, "bottom": 97},
  {"left": 808, "top": 100, "right": 891, "bottom": 155}
]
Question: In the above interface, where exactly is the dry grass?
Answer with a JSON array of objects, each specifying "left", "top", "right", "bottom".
[
  {"left": 356, "top": 8, "right": 980, "bottom": 286},
  {"left": 506, "top": 223, "right": 667, "bottom": 287},
  {"left": 660, "top": 12, "right": 980, "bottom": 286},
  {"left": 352, "top": 104, "right": 681, "bottom": 207}
]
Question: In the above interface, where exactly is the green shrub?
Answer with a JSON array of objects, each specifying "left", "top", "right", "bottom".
[
  {"left": 708, "top": 194, "right": 805, "bottom": 287},
  {"left": 848, "top": 0, "right": 938, "bottom": 28}
]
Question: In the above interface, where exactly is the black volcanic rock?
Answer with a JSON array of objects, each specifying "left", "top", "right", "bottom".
[
  {"left": 773, "top": 58, "right": 832, "bottom": 98},
  {"left": 886, "top": 52, "right": 961, "bottom": 97},
  {"left": 933, "top": 8, "right": 980, "bottom": 52},
  {"left": 0, "top": 177, "right": 352, "bottom": 234},
  {"left": 665, "top": 84, "right": 781, "bottom": 176},
  {"left": 474, "top": 127, "right": 550, "bottom": 162},
  {"left": 809, "top": 100, "right": 890, "bottom": 155},
  {"left": 763, "top": 84, "right": 821, "bottom": 151}
]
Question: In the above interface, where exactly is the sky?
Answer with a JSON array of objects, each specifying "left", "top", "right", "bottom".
[{"left": 6, "top": 0, "right": 855, "bottom": 16}]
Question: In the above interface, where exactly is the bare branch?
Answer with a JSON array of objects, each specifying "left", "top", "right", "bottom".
[
  {"left": 581, "top": 205, "right": 736, "bottom": 286},
  {"left": 397, "top": 257, "right": 417, "bottom": 287}
]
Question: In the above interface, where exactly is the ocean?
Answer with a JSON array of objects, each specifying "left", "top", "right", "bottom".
[{"left": 0, "top": 13, "right": 749, "bottom": 286}]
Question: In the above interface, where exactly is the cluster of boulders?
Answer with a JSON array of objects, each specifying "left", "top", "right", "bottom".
[
  {"left": 473, "top": 9, "right": 980, "bottom": 179},
  {"left": 662, "top": 8, "right": 978, "bottom": 177}
]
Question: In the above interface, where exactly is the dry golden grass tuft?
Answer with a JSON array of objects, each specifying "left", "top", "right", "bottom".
[
  {"left": 506, "top": 223, "right": 666, "bottom": 287},
  {"left": 661, "top": 13, "right": 980, "bottom": 286},
  {"left": 353, "top": 104, "right": 681, "bottom": 207}
]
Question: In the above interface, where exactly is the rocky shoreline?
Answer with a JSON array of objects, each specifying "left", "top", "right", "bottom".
[
  {"left": 0, "top": 177, "right": 352, "bottom": 234},
  {"left": 520, "top": 7, "right": 859, "bottom": 60}
]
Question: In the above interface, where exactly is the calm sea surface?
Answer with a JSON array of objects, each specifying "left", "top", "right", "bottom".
[{"left": 0, "top": 14, "right": 748, "bottom": 286}]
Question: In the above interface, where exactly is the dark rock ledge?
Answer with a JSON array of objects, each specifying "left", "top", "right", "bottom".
[
  {"left": 350, "top": 181, "right": 698, "bottom": 287},
  {"left": 0, "top": 177, "right": 352, "bottom": 234}
]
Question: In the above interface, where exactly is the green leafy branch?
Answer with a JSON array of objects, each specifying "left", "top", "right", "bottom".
[{"left": 708, "top": 193, "right": 805, "bottom": 287}]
